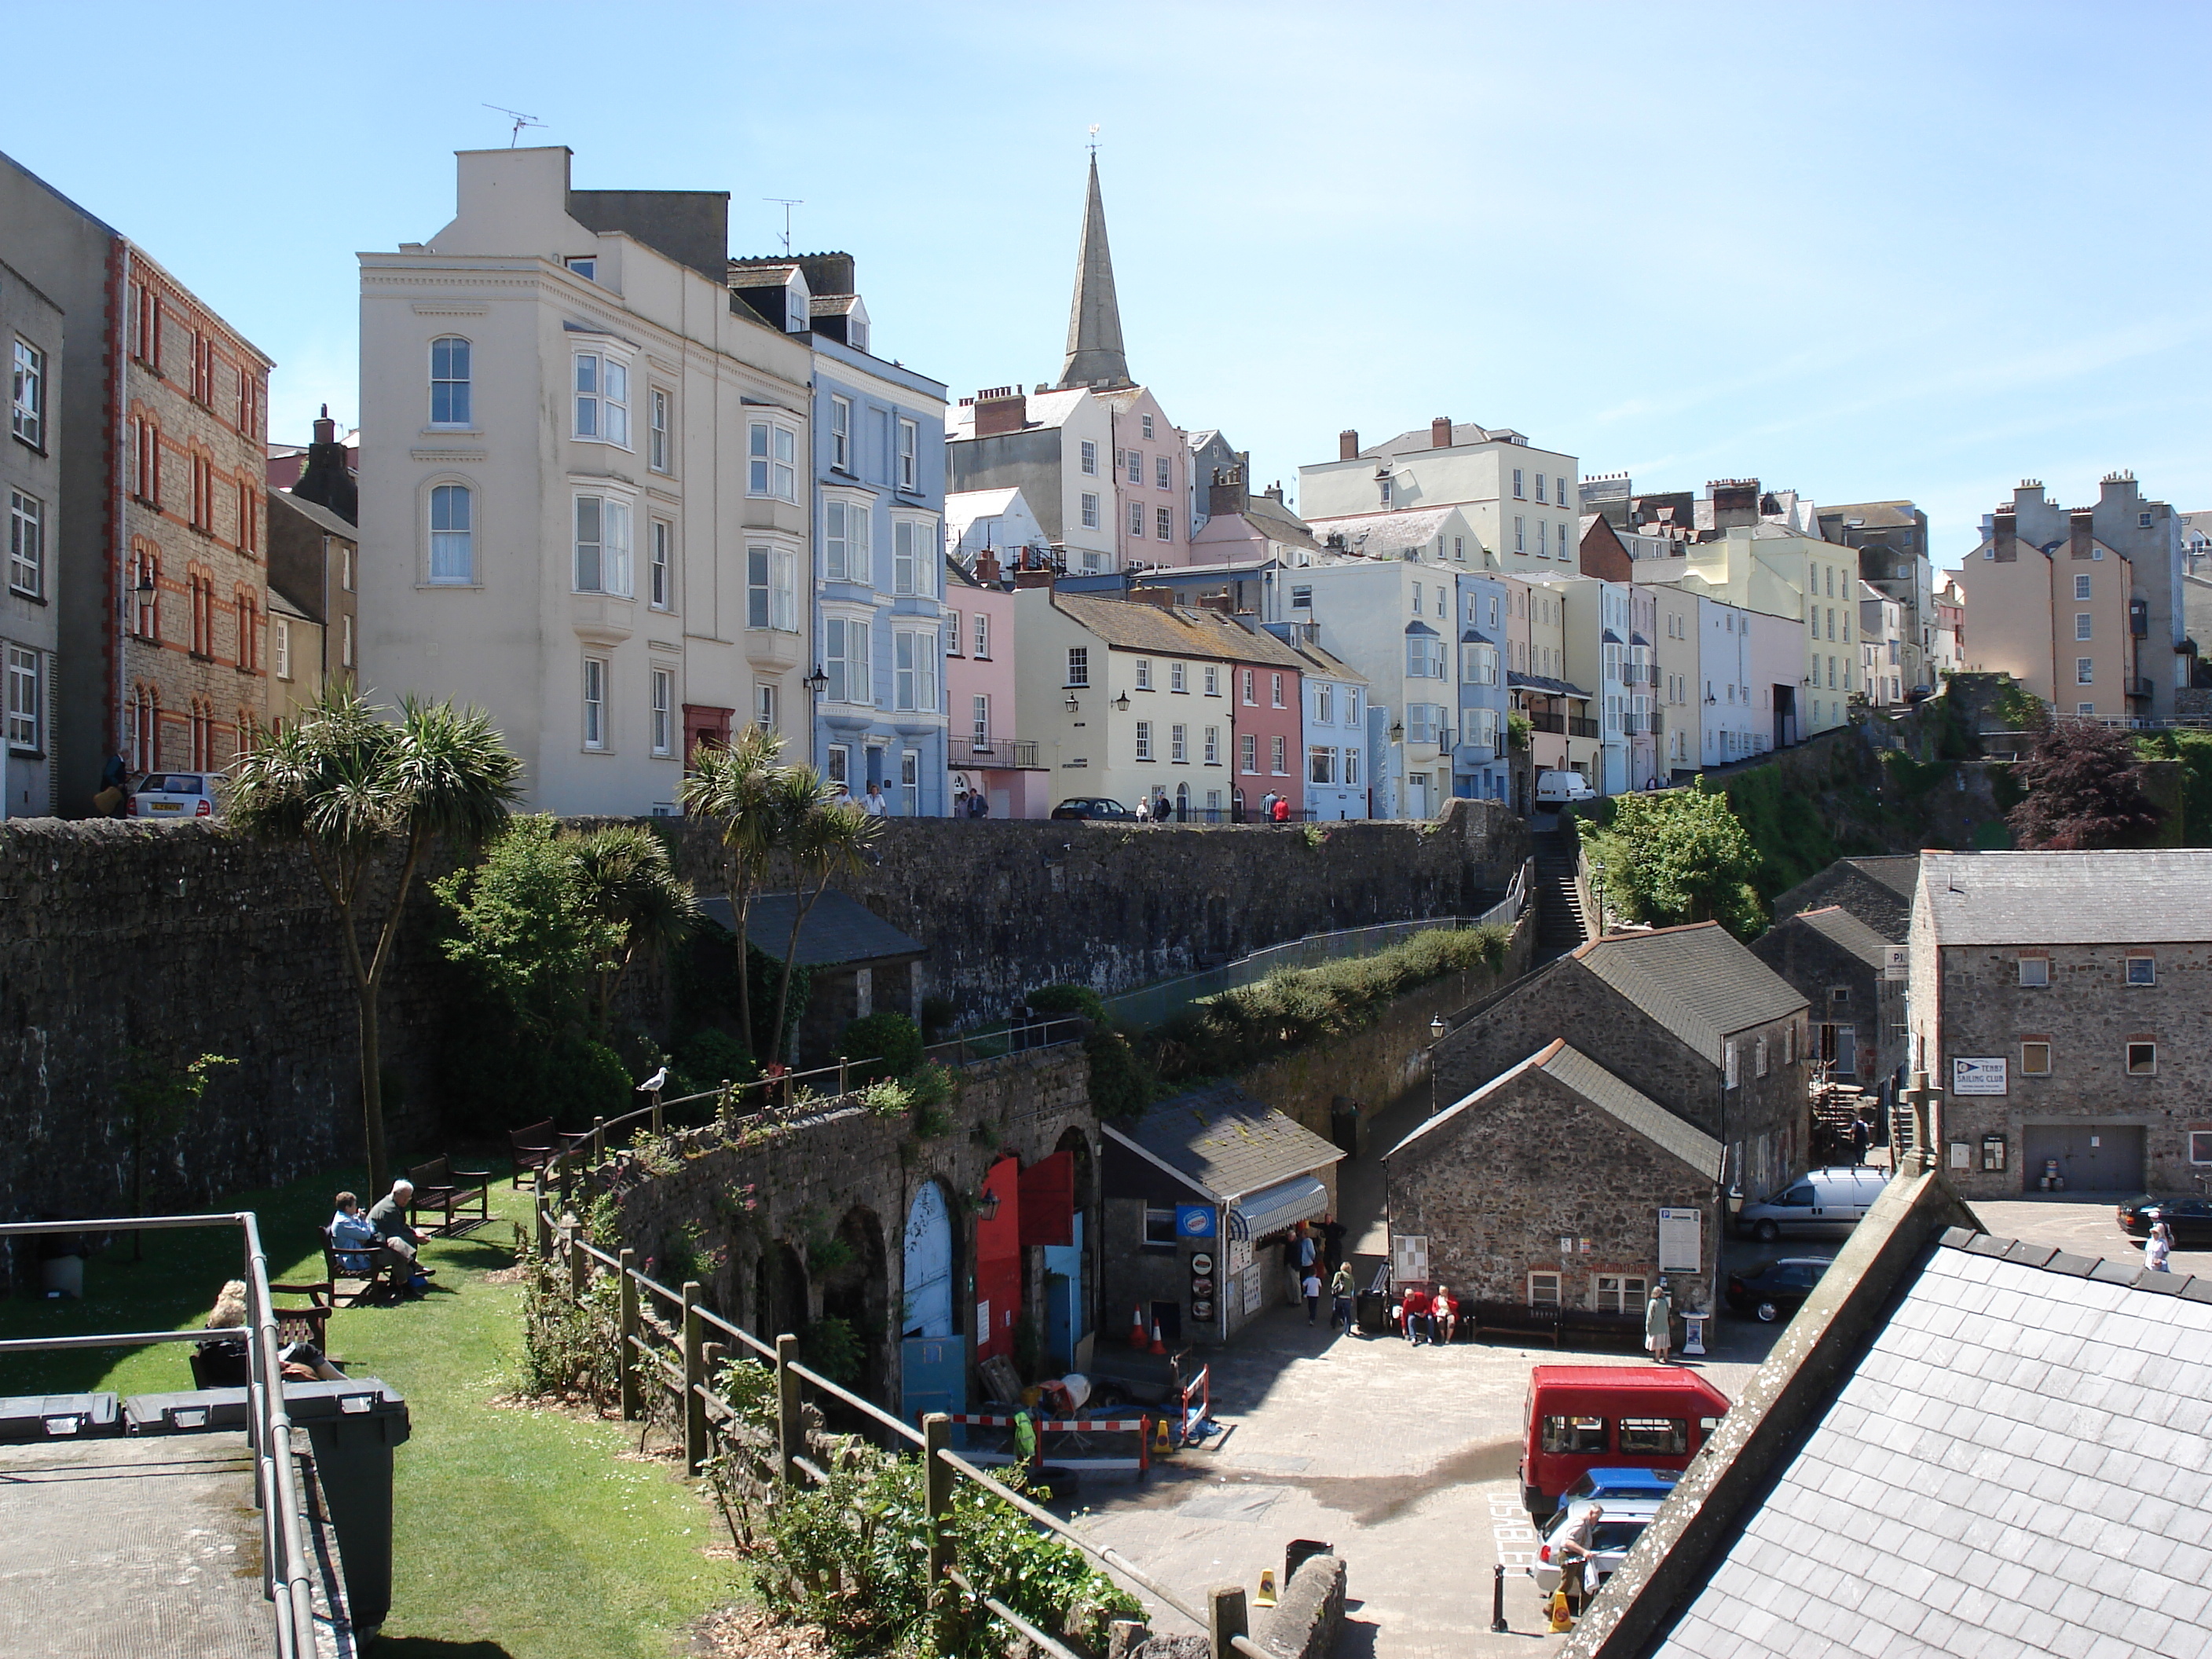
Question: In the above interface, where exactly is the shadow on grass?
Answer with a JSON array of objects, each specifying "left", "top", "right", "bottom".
[{"left": 370, "top": 1641, "right": 519, "bottom": 1657}]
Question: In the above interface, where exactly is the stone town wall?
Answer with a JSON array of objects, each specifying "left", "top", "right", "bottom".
[
  {"left": 0, "top": 818, "right": 449, "bottom": 1251},
  {"left": 1236, "top": 908, "right": 1536, "bottom": 1141},
  {"left": 590, "top": 1045, "right": 1094, "bottom": 1404},
  {"left": 656, "top": 798, "right": 1529, "bottom": 1025}
]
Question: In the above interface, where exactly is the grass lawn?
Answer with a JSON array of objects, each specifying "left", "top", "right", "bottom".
[{"left": 0, "top": 1169, "right": 734, "bottom": 1658}]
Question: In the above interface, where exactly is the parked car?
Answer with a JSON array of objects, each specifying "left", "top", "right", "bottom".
[
  {"left": 1725, "top": 1257, "right": 1836, "bottom": 1323},
  {"left": 1527, "top": 1497, "right": 1665, "bottom": 1597},
  {"left": 2116, "top": 1195, "right": 2212, "bottom": 1250},
  {"left": 1547, "top": 1467, "right": 1679, "bottom": 1523},
  {"left": 1535, "top": 769, "right": 1597, "bottom": 807},
  {"left": 1518, "top": 1364, "right": 1732, "bottom": 1524},
  {"left": 1735, "top": 1166, "right": 1888, "bottom": 1242},
  {"left": 128, "top": 772, "right": 222, "bottom": 819},
  {"left": 1049, "top": 797, "right": 1135, "bottom": 822}
]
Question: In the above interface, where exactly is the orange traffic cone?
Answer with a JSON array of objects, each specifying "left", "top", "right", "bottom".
[
  {"left": 1129, "top": 1306, "right": 1149, "bottom": 1350},
  {"left": 1256, "top": 1570, "right": 1278, "bottom": 1609},
  {"left": 1149, "top": 1320, "right": 1167, "bottom": 1356}
]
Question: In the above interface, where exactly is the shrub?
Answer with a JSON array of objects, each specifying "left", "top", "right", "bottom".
[
  {"left": 902, "top": 1059, "right": 956, "bottom": 1108},
  {"left": 837, "top": 1012, "right": 923, "bottom": 1082},
  {"left": 797, "top": 1314, "right": 862, "bottom": 1386},
  {"left": 676, "top": 1028, "right": 759, "bottom": 1095},
  {"left": 919, "top": 994, "right": 958, "bottom": 1042},
  {"left": 1025, "top": 983, "right": 1108, "bottom": 1024}
]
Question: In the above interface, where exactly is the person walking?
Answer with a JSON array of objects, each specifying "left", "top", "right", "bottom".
[
  {"left": 1302, "top": 1266, "right": 1323, "bottom": 1325},
  {"left": 1271, "top": 794, "right": 1291, "bottom": 824},
  {"left": 1329, "top": 1262, "right": 1356, "bottom": 1333},
  {"left": 2147, "top": 1219, "right": 2174, "bottom": 1273},
  {"left": 1134, "top": 794, "right": 1151, "bottom": 823},
  {"left": 1644, "top": 1282, "right": 1674, "bottom": 1364},
  {"left": 861, "top": 781, "right": 889, "bottom": 818}
]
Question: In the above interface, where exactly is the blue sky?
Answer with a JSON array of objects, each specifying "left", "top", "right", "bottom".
[{"left": 7, "top": 1, "right": 2206, "bottom": 563}]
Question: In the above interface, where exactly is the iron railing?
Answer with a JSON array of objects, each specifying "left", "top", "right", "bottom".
[
  {"left": 0, "top": 1214, "right": 322, "bottom": 1659},
  {"left": 953, "top": 738, "right": 1042, "bottom": 769}
]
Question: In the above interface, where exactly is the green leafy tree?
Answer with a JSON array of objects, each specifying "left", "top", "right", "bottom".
[
  {"left": 679, "top": 726, "right": 786, "bottom": 1060},
  {"left": 115, "top": 1049, "right": 236, "bottom": 1257},
  {"left": 1579, "top": 782, "right": 1763, "bottom": 934},
  {"left": 230, "top": 686, "right": 522, "bottom": 1194},
  {"left": 767, "top": 769, "right": 881, "bottom": 1064},
  {"left": 570, "top": 824, "right": 700, "bottom": 1033},
  {"left": 2008, "top": 719, "right": 2163, "bottom": 849},
  {"left": 433, "top": 815, "right": 617, "bottom": 1038}
]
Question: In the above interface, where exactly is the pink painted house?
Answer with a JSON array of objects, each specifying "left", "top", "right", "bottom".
[{"left": 944, "top": 551, "right": 1049, "bottom": 819}]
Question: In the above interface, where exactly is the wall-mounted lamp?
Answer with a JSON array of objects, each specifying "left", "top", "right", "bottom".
[
  {"left": 804, "top": 665, "right": 829, "bottom": 695},
  {"left": 134, "top": 569, "right": 156, "bottom": 595},
  {"left": 1429, "top": 1014, "right": 1448, "bottom": 1042},
  {"left": 1064, "top": 693, "right": 1081, "bottom": 712},
  {"left": 974, "top": 1188, "right": 1002, "bottom": 1222},
  {"left": 1390, "top": 721, "right": 1404, "bottom": 743},
  {"left": 1113, "top": 691, "right": 1131, "bottom": 712}
]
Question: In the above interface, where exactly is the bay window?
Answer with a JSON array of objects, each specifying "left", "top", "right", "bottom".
[
  {"left": 747, "top": 544, "right": 797, "bottom": 631},
  {"left": 894, "top": 628, "right": 939, "bottom": 712},
  {"left": 573, "top": 351, "right": 629, "bottom": 446},
  {"left": 826, "top": 616, "right": 870, "bottom": 704},
  {"left": 574, "top": 494, "right": 633, "bottom": 595},
  {"left": 748, "top": 419, "right": 797, "bottom": 500}
]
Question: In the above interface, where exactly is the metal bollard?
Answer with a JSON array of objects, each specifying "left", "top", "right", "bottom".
[{"left": 1492, "top": 1562, "right": 1508, "bottom": 1632}]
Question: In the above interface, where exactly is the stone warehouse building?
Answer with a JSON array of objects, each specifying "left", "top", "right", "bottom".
[
  {"left": 2, "top": 255, "right": 61, "bottom": 816},
  {"left": 1767, "top": 853, "right": 1919, "bottom": 939},
  {"left": 1907, "top": 849, "right": 2212, "bottom": 1197},
  {"left": 1387, "top": 1039, "right": 1723, "bottom": 1316},
  {"left": 1750, "top": 904, "right": 1905, "bottom": 1098},
  {"left": 0, "top": 150, "right": 273, "bottom": 807},
  {"left": 1434, "top": 922, "right": 1811, "bottom": 1205}
]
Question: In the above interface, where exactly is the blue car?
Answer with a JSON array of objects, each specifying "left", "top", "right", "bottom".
[{"left": 1547, "top": 1467, "right": 1679, "bottom": 1521}]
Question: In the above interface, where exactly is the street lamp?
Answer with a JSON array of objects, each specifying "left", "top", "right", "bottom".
[
  {"left": 973, "top": 1188, "right": 1002, "bottom": 1222},
  {"left": 804, "top": 665, "right": 829, "bottom": 696},
  {"left": 1064, "top": 693, "right": 1081, "bottom": 712},
  {"left": 1430, "top": 1013, "right": 1448, "bottom": 1042},
  {"left": 1113, "top": 691, "right": 1131, "bottom": 711}
]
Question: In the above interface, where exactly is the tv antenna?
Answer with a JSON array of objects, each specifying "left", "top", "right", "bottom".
[
  {"left": 764, "top": 199, "right": 803, "bottom": 255},
  {"left": 483, "top": 104, "right": 545, "bottom": 147}
]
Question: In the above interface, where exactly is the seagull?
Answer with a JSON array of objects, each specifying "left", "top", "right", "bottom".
[{"left": 639, "top": 1066, "right": 669, "bottom": 1093}]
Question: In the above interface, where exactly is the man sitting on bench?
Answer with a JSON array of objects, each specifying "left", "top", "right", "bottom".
[
  {"left": 331, "top": 1191, "right": 411, "bottom": 1296},
  {"left": 367, "top": 1181, "right": 427, "bottom": 1299}
]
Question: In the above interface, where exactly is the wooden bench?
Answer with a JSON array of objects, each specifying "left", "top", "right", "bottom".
[
  {"left": 508, "top": 1119, "right": 588, "bottom": 1189},
  {"left": 189, "top": 1282, "right": 340, "bottom": 1387},
  {"left": 322, "top": 1227, "right": 383, "bottom": 1306},
  {"left": 1469, "top": 1300, "right": 1566, "bottom": 1346},
  {"left": 405, "top": 1156, "right": 491, "bottom": 1238},
  {"left": 1558, "top": 1308, "right": 1648, "bottom": 1349}
]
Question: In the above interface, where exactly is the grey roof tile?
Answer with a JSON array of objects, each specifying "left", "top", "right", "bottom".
[
  {"left": 1116, "top": 1082, "right": 1342, "bottom": 1203},
  {"left": 1570, "top": 922, "right": 1807, "bottom": 1061}
]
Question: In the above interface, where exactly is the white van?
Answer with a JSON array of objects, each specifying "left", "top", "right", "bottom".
[
  {"left": 1536, "top": 770, "right": 1597, "bottom": 807},
  {"left": 1735, "top": 1166, "right": 1889, "bottom": 1241}
]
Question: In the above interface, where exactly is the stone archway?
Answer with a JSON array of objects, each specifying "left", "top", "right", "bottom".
[
  {"left": 754, "top": 1240, "right": 810, "bottom": 1342},
  {"left": 1049, "top": 1126, "right": 1098, "bottom": 1371},
  {"left": 819, "top": 1205, "right": 890, "bottom": 1402}
]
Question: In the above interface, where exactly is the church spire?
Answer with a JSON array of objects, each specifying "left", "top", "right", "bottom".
[{"left": 1056, "top": 154, "right": 1131, "bottom": 390}]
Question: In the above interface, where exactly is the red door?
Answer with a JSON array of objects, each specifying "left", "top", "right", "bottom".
[{"left": 974, "top": 1156, "right": 1022, "bottom": 1363}]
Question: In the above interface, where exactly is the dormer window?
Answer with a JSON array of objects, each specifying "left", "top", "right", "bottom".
[
  {"left": 1379, "top": 477, "right": 1393, "bottom": 507},
  {"left": 849, "top": 319, "right": 869, "bottom": 353}
]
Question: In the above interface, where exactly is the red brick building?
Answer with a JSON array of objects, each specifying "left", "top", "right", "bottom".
[{"left": 121, "top": 253, "right": 273, "bottom": 775}]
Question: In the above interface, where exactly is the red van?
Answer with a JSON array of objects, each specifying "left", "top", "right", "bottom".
[{"left": 1519, "top": 1365, "right": 1732, "bottom": 1522}]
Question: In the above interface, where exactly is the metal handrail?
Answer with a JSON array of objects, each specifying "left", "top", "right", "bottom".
[{"left": 0, "top": 1214, "right": 321, "bottom": 1659}]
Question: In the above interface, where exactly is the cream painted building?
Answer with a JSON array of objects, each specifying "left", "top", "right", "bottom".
[
  {"left": 359, "top": 148, "right": 816, "bottom": 813},
  {"left": 1664, "top": 523, "right": 1846, "bottom": 737},
  {"left": 1297, "top": 418, "right": 1578, "bottom": 578},
  {"left": 1647, "top": 580, "right": 1701, "bottom": 777}
]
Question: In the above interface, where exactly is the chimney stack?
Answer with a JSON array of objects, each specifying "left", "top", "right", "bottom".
[
  {"left": 1431, "top": 416, "right": 1453, "bottom": 450},
  {"left": 313, "top": 403, "right": 335, "bottom": 446},
  {"left": 1207, "top": 465, "right": 1249, "bottom": 520},
  {"left": 1199, "top": 593, "right": 1234, "bottom": 613},
  {"left": 974, "top": 548, "right": 1002, "bottom": 586},
  {"left": 1339, "top": 430, "right": 1359, "bottom": 462},
  {"left": 973, "top": 388, "right": 1027, "bottom": 438},
  {"left": 1013, "top": 566, "right": 1056, "bottom": 589},
  {"left": 1127, "top": 587, "right": 1177, "bottom": 610}
]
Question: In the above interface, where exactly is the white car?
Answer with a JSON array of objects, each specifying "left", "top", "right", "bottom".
[
  {"left": 1527, "top": 1498, "right": 1664, "bottom": 1596},
  {"left": 128, "top": 772, "right": 222, "bottom": 819},
  {"left": 1535, "top": 769, "right": 1597, "bottom": 807}
]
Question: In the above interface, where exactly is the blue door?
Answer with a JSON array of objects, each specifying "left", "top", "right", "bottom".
[
  {"left": 901, "top": 1335, "right": 966, "bottom": 1430},
  {"left": 903, "top": 1181, "right": 954, "bottom": 1337},
  {"left": 1040, "top": 1211, "right": 1084, "bottom": 1368}
]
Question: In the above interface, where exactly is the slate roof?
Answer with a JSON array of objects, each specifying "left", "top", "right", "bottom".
[
  {"left": 271, "top": 489, "right": 359, "bottom": 542},
  {"left": 1305, "top": 508, "right": 1463, "bottom": 561},
  {"left": 1242, "top": 493, "right": 1324, "bottom": 552},
  {"left": 1111, "top": 1082, "right": 1343, "bottom": 1203},
  {"left": 1783, "top": 904, "right": 1890, "bottom": 968},
  {"left": 1919, "top": 849, "right": 2212, "bottom": 945},
  {"left": 1508, "top": 671, "right": 1594, "bottom": 698},
  {"left": 1848, "top": 855, "right": 1922, "bottom": 900},
  {"left": 1052, "top": 592, "right": 1232, "bottom": 657},
  {"left": 1363, "top": 421, "right": 1529, "bottom": 457},
  {"left": 1635, "top": 1232, "right": 2212, "bottom": 1659},
  {"left": 1572, "top": 923, "right": 1807, "bottom": 1064},
  {"left": 1390, "top": 1040, "right": 1723, "bottom": 1177},
  {"left": 698, "top": 890, "right": 923, "bottom": 967}
]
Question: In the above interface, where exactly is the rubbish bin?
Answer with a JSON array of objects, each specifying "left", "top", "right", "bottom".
[
  {"left": 1350, "top": 1253, "right": 1390, "bottom": 1335},
  {"left": 123, "top": 1387, "right": 253, "bottom": 1435},
  {"left": 0, "top": 1393, "right": 121, "bottom": 1441},
  {"left": 286, "top": 1378, "right": 411, "bottom": 1632},
  {"left": 1329, "top": 1099, "right": 1368, "bottom": 1160},
  {"left": 1285, "top": 1537, "right": 1335, "bottom": 1584}
]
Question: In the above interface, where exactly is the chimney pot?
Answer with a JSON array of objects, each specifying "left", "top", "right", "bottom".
[
  {"left": 1432, "top": 417, "right": 1453, "bottom": 449},
  {"left": 1339, "top": 429, "right": 1359, "bottom": 462},
  {"left": 974, "top": 549, "right": 1002, "bottom": 585}
]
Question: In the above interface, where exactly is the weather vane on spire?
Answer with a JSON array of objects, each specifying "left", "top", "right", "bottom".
[{"left": 1088, "top": 123, "right": 1101, "bottom": 158}]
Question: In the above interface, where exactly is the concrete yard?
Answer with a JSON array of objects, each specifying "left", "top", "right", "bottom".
[{"left": 0, "top": 1432, "right": 353, "bottom": 1658}]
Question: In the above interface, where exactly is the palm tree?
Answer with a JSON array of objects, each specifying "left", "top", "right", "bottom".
[
  {"left": 571, "top": 824, "right": 701, "bottom": 1034},
  {"left": 679, "top": 726, "right": 785, "bottom": 1056},
  {"left": 231, "top": 686, "right": 522, "bottom": 1193},
  {"left": 768, "top": 771, "right": 882, "bottom": 1064}
]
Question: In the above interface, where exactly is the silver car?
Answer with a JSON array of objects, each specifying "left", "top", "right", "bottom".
[
  {"left": 1528, "top": 1498, "right": 1664, "bottom": 1596},
  {"left": 128, "top": 771, "right": 222, "bottom": 820}
]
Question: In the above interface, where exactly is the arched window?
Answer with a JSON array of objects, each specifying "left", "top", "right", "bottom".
[
  {"left": 129, "top": 683, "right": 159, "bottom": 772},
  {"left": 429, "top": 483, "right": 474, "bottom": 584},
  {"left": 430, "top": 337, "right": 471, "bottom": 427},
  {"left": 234, "top": 588, "right": 259, "bottom": 672}
]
